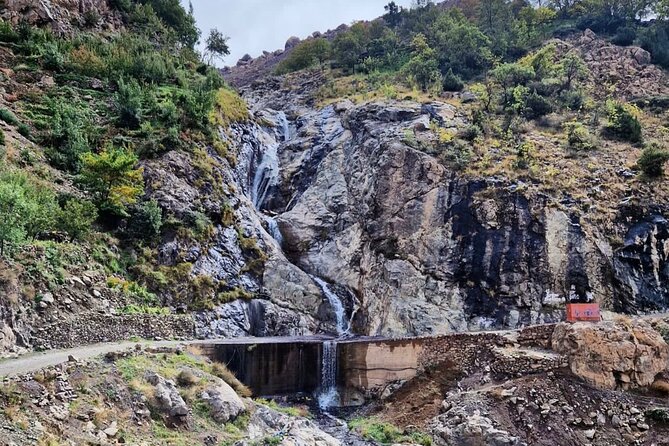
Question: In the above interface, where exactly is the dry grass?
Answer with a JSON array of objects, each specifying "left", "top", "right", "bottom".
[{"left": 211, "top": 362, "right": 252, "bottom": 397}]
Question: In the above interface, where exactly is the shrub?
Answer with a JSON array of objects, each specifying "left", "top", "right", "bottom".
[
  {"left": 0, "top": 108, "right": 19, "bottom": 126},
  {"left": 40, "top": 42, "right": 67, "bottom": 71},
  {"left": 605, "top": 101, "right": 642, "bottom": 143},
  {"left": 43, "top": 99, "right": 92, "bottom": 172},
  {"left": 115, "top": 78, "right": 144, "bottom": 129},
  {"left": 58, "top": 198, "right": 98, "bottom": 241},
  {"left": 612, "top": 26, "right": 636, "bottom": 46},
  {"left": 0, "top": 129, "right": 4, "bottom": 146},
  {"left": 127, "top": 200, "right": 163, "bottom": 240},
  {"left": 0, "top": 20, "right": 18, "bottom": 43},
  {"left": 69, "top": 46, "right": 106, "bottom": 77},
  {"left": 209, "top": 88, "right": 248, "bottom": 128},
  {"left": 637, "top": 143, "right": 669, "bottom": 177},
  {"left": 17, "top": 123, "right": 31, "bottom": 139},
  {"left": 441, "top": 68, "right": 464, "bottom": 92},
  {"left": 523, "top": 90, "right": 553, "bottom": 119},
  {"left": 564, "top": 121, "right": 596, "bottom": 152}
]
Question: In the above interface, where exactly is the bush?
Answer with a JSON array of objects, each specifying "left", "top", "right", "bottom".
[
  {"left": 612, "top": 26, "right": 636, "bottom": 46},
  {"left": 0, "top": 129, "right": 5, "bottom": 146},
  {"left": 40, "top": 42, "right": 67, "bottom": 71},
  {"left": 0, "top": 108, "right": 19, "bottom": 126},
  {"left": 523, "top": 90, "right": 553, "bottom": 119},
  {"left": 69, "top": 46, "right": 106, "bottom": 77},
  {"left": 115, "top": 78, "right": 145, "bottom": 129},
  {"left": 17, "top": 123, "right": 31, "bottom": 139},
  {"left": 564, "top": 121, "right": 597, "bottom": 152},
  {"left": 441, "top": 68, "right": 464, "bottom": 92},
  {"left": 43, "top": 99, "right": 92, "bottom": 172},
  {"left": 0, "top": 20, "right": 18, "bottom": 43},
  {"left": 78, "top": 146, "right": 144, "bottom": 215},
  {"left": 58, "top": 198, "right": 98, "bottom": 241},
  {"left": 638, "top": 22, "right": 669, "bottom": 69},
  {"left": 637, "top": 143, "right": 669, "bottom": 177},
  {"left": 127, "top": 200, "right": 163, "bottom": 240},
  {"left": 606, "top": 101, "right": 642, "bottom": 143}
]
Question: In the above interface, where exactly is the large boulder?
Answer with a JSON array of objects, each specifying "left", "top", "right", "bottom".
[
  {"left": 200, "top": 380, "right": 246, "bottom": 423},
  {"left": 551, "top": 320, "right": 669, "bottom": 389},
  {"left": 145, "top": 372, "right": 190, "bottom": 426}
]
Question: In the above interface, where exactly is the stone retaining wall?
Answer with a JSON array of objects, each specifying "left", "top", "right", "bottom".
[{"left": 32, "top": 313, "right": 196, "bottom": 350}]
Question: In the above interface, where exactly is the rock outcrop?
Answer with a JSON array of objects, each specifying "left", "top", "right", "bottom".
[
  {"left": 551, "top": 320, "right": 669, "bottom": 389},
  {"left": 200, "top": 380, "right": 246, "bottom": 423},
  {"left": 145, "top": 372, "right": 191, "bottom": 427}
]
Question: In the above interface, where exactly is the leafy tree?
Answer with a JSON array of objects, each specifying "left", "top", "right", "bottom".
[
  {"left": 490, "top": 63, "right": 535, "bottom": 106},
  {"left": 24, "top": 185, "right": 59, "bottom": 240},
  {"left": 564, "top": 120, "right": 597, "bottom": 151},
  {"left": 638, "top": 22, "right": 669, "bottom": 68},
  {"left": 43, "top": 99, "right": 92, "bottom": 172},
  {"left": 557, "top": 51, "right": 588, "bottom": 91},
  {"left": 78, "top": 146, "right": 144, "bottom": 215},
  {"left": 204, "top": 28, "right": 230, "bottom": 65},
  {"left": 58, "top": 198, "right": 98, "bottom": 241},
  {"left": 430, "top": 9, "right": 493, "bottom": 78},
  {"left": 637, "top": 143, "right": 669, "bottom": 177},
  {"left": 384, "top": 1, "right": 404, "bottom": 26},
  {"left": 0, "top": 173, "right": 29, "bottom": 256},
  {"left": 276, "top": 38, "right": 331, "bottom": 74},
  {"left": 401, "top": 33, "right": 441, "bottom": 91},
  {"left": 332, "top": 29, "right": 365, "bottom": 73},
  {"left": 138, "top": 0, "right": 200, "bottom": 47}
]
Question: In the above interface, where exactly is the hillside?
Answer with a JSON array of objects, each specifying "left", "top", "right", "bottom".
[{"left": 0, "top": 0, "right": 669, "bottom": 445}]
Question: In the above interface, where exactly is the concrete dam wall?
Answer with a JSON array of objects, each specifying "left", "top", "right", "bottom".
[{"left": 197, "top": 325, "right": 558, "bottom": 403}]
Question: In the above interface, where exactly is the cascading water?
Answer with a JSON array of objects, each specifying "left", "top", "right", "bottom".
[
  {"left": 318, "top": 340, "right": 339, "bottom": 410},
  {"left": 265, "top": 216, "right": 283, "bottom": 246},
  {"left": 312, "top": 276, "right": 348, "bottom": 335},
  {"left": 251, "top": 140, "right": 279, "bottom": 210}
]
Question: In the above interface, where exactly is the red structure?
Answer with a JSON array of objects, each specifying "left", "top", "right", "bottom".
[{"left": 566, "top": 303, "right": 601, "bottom": 322}]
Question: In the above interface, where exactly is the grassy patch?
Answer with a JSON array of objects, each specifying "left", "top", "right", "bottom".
[{"left": 348, "top": 417, "right": 432, "bottom": 445}]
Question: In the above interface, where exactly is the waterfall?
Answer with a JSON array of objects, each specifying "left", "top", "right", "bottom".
[
  {"left": 312, "top": 276, "right": 348, "bottom": 335},
  {"left": 318, "top": 340, "right": 339, "bottom": 410},
  {"left": 251, "top": 140, "right": 280, "bottom": 210},
  {"left": 265, "top": 216, "right": 283, "bottom": 246}
]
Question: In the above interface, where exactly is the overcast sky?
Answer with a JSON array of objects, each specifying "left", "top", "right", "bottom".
[{"left": 188, "top": 0, "right": 414, "bottom": 67}]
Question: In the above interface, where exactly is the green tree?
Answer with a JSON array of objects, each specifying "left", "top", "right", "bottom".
[
  {"left": 401, "top": 33, "right": 441, "bottom": 92},
  {"left": 24, "top": 185, "right": 58, "bottom": 240},
  {"left": 490, "top": 63, "right": 535, "bottom": 106},
  {"left": 332, "top": 30, "right": 365, "bottom": 73},
  {"left": 78, "top": 146, "right": 144, "bottom": 215},
  {"left": 384, "top": 1, "right": 403, "bottom": 26},
  {"left": 0, "top": 173, "right": 29, "bottom": 256},
  {"left": 557, "top": 51, "right": 588, "bottom": 91},
  {"left": 275, "top": 38, "right": 331, "bottom": 74},
  {"left": 58, "top": 198, "right": 98, "bottom": 241},
  {"left": 204, "top": 28, "right": 230, "bottom": 65},
  {"left": 605, "top": 101, "right": 642, "bottom": 143},
  {"left": 637, "top": 143, "right": 669, "bottom": 177},
  {"left": 44, "top": 99, "right": 92, "bottom": 172},
  {"left": 127, "top": 200, "right": 163, "bottom": 240}
]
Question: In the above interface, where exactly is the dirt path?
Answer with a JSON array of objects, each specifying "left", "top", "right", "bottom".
[{"left": 0, "top": 340, "right": 186, "bottom": 377}]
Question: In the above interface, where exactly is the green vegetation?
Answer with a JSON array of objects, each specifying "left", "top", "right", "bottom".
[
  {"left": 348, "top": 417, "right": 432, "bottom": 445},
  {"left": 78, "top": 146, "right": 144, "bottom": 216},
  {"left": 637, "top": 143, "right": 669, "bottom": 177},
  {"left": 606, "top": 101, "right": 643, "bottom": 143},
  {"left": 276, "top": 38, "right": 331, "bottom": 74}
]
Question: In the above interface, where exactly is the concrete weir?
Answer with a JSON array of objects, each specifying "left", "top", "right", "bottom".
[
  {"left": 197, "top": 336, "right": 425, "bottom": 401},
  {"left": 196, "top": 325, "right": 557, "bottom": 404}
]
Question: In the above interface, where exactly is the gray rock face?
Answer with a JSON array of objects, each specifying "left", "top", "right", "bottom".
[
  {"left": 200, "top": 380, "right": 246, "bottom": 423},
  {"left": 243, "top": 405, "right": 341, "bottom": 446},
  {"left": 223, "top": 72, "right": 669, "bottom": 336}
]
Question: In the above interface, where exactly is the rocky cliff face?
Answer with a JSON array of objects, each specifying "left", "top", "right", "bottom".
[{"left": 207, "top": 55, "right": 669, "bottom": 337}]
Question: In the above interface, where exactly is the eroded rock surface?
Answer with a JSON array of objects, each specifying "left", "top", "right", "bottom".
[{"left": 551, "top": 320, "right": 669, "bottom": 389}]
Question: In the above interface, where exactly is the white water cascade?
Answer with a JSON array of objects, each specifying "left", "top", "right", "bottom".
[
  {"left": 318, "top": 340, "right": 340, "bottom": 410},
  {"left": 251, "top": 112, "right": 289, "bottom": 210},
  {"left": 265, "top": 216, "right": 283, "bottom": 246},
  {"left": 312, "top": 276, "right": 349, "bottom": 335}
]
